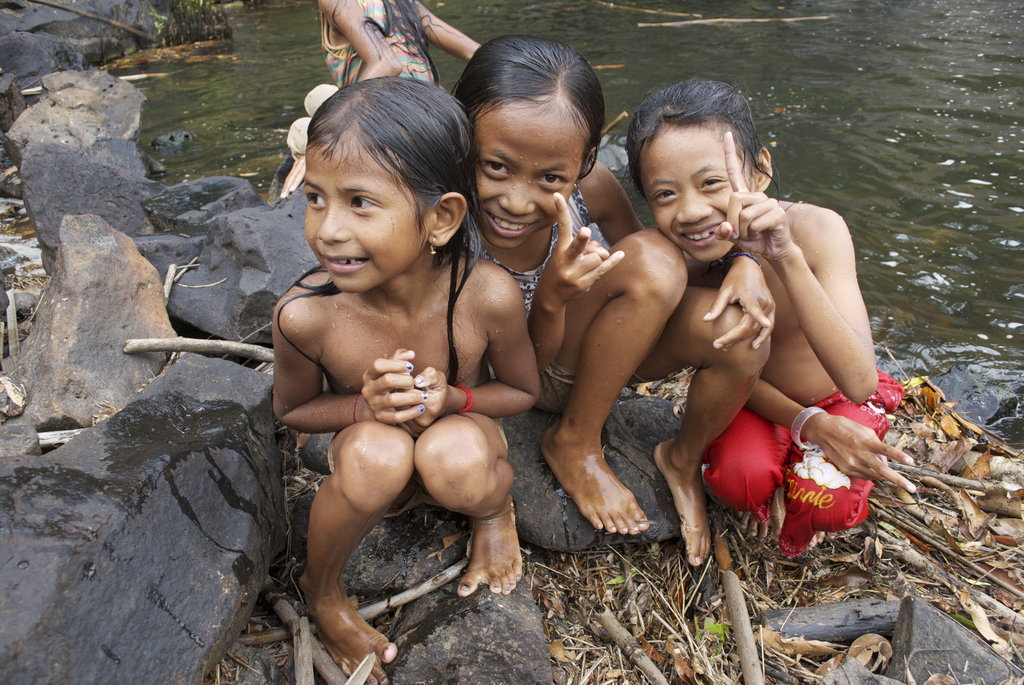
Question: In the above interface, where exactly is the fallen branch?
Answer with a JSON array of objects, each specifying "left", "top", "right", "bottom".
[
  {"left": 357, "top": 559, "right": 467, "bottom": 620},
  {"left": 238, "top": 627, "right": 289, "bottom": 646},
  {"left": 124, "top": 337, "right": 274, "bottom": 362},
  {"left": 38, "top": 428, "right": 86, "bottom": 448},
  {"left": 592, "top": 0, "right": 699, "bottom": 18},
  {"left": 24, "top": 0, "right": 158, "bottom": 42},
  {"left": 890, "top": 461, "right": 986, "bottom": 491},
  {"left": 601, "top": 110, "right": 629, "bottom": 137},
  {"left": 294, "top": 616, "right": 315, "bottom": 685},
  {"left": 722, "top": 571, "right": 764, "bottom": 685},
  {"left": 163, "top": 263, "right": 177, "bottom": 302},
  {"left": 639, "top": 15, "right": 834, "bottom": 28},
  {"left": 760, "top": 599, "right": 900, "bottom": 642},
  {"left": 264, "top": 588, "right": 347, "bottom": 685},
  {"left": 594, "top": 610, "right": 669, "bottom": 685}
]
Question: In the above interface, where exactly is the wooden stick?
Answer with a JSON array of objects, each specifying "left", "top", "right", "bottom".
[
  {"left": 639, "top": 15, "right": 834, "bottom": 28},
  {"left": 38, "top": 428, "right": 86, "bottom": 447},
  {"left": 6, "top": 290, "right": 20, "bottom": 363},
  {"left": 357, "top": 559, "right": 467, "bottom": 620},
  {"left": 890, "top": 462, "right": 986, "bottom": 490},
  {"left": 163, "top": 264, "right": 177, "bottom": 302},
  {"left": 0, "top": 320, "right": 6, "bottom": 373},
  {"left": 722, "top": 571, "right": 764, "bottom": 685},
  {"left": 238, "top": 627, "right": 290, "bottom": 646},
  {"left": 294, "top": 616, "right": 315, "bottom": 685},
  {"left": 601, "top": 111, "right": 629, "bottom": 137},
  {"left": 345, "top": 653, "right": 378, "bottom": 685},
  {"left": 23, "top": 0, "right": 158, "bottom": 42},
  {"left": 594, "top": 610, "right": 669, "bottom": 685},
  {"left": 592, "top": 0, "right": 699, "bottom": 19},
  {"left": 264, "top": 589, "right": 347, "bottom": 685},
  {"left": 124, "top": 337, "right": 274, "bottom": 362}
]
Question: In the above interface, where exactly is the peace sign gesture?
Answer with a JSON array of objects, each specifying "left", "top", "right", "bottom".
[
  {"left": 534, "top": 192, "right": 625, "bottom": 308},
  {"left": 715, "top": 132, "right": 794, "bottom": 263}
]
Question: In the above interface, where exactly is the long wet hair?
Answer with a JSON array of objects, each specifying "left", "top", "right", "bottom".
[
  {"left": 451, "top": 35, "right": 604, "bottom": 179},
  {"left": 626, "top": 78, "right": 774, "bottom": 197},
  {"left": 378, "top": 0, "right": 440, "bottom": 82},
  {"left": 282, "top": 77, "right": 481, "bottom": 384}
]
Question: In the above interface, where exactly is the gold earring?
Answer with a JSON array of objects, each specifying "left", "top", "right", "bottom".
[{"left": 429, "top": 240, "right": 436, "bottom": 256}]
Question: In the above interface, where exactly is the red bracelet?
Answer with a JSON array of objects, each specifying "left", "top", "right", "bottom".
[{"left": 455, "top": 385, "right": 473, "bottom": 414}]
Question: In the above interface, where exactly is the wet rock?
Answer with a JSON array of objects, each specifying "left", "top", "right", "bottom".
[
  {"left": 290, "top": 496, "right": 467, "bottom": 597},
  {"left": 885, "top": 595, "right": 1022, "bottom": 683},
  {"left": 20, "top": 142, "right": 164, "bottom": 270},
  {"left": 297, "top": 431, "right": 332, "bottom": 474},
  {"left": 0, "top": 422, "right": 40, "bottom": 457},
  {"left": 822, "top": 658, "right": 902, "bottom": 685},
  {"left": 931, "top": 363, "right": 1009, "bottom": 428},
  {"left": 0, "top": 31, "right": 88, "bottom": 93},
  {"left": 0, "top": 372, "right": 282, "bottom": 683},
  {"left": 506, "top": 395, "right": 680, "bottom": 551},
  {"left": 0, "top": 244, "right": 21, "bottom": 275},
  {"left": 0, "top": 271, "right": 7, "bottom": 314},
  {"left": 0, "top": 373, "right": 27, "bottom": 421},
  {"left": 168, "top": 191, "right": 312, "bottom": 344},
  {"left": 11, "top": 288, "right": 40, "bottom": 318},
  {"left": 6, "top": 70, "right": 146, "bottom": 172},
  {"left": 0, "top": 72, "right": 26, "bottom": 131},
  {"left": 151, "top": 129, "right": 198, "bottom": 154},
  {"left": 226, "top": 643, "right": 286, "bottom": 685},
  {"left": 142, "top": 176, "right": 265, "bottom": 235},
  {"left": 10, "top": 214, "right": 174, "bottom": 431},
  {"left": 389, "top": 583, "right": 552, "bottom": 685},
  {"left": 133, "top": 233, "right": 206, "bottom": 287}
]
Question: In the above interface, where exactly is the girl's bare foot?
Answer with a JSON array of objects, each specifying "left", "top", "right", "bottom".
[
  {"left": 653, "top": 440, "right": 710, "bottom": 566},
  {"left": 458, "top": 507, "right": 523, "bottom": 596},
  {"left": 541, "top": 424, "right": 650, "bottom": 535},
  {"left": 300, "top": 574, "right": 397, "bottom": 685}
]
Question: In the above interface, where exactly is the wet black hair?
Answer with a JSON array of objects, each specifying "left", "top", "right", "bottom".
[
  {"left": 451, "top": 35, "right": 604, "bottom": 179},
  {"left": 625, "top": 78, "right": 773, "bottom": 197},
  {"left": 281, "top": 77, "right": 481, "bottom": 385},
  {"left": 377, "top": 0, "right": 440, "bottom": 83}
]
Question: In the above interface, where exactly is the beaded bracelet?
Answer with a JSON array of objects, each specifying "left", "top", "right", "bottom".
[
  {"left": 702, "top": 251, "right": 761, "bottom": 276},
  {"left": 455, "top": 385, "right": 474, "bottom": 414},
  {"left": 791, "top": 406, "right": 826, "bottom": 450}
]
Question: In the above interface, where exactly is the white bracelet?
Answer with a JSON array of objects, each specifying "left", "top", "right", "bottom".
[{"left": 791, "top": 406, "right": 826, "bottom": 450}]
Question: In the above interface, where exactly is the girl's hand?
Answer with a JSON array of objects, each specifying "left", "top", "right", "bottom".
[
  {"left": 404, "top": 366, "right": 450, "bottom": 436},
  {"left": 715, "top": 132, "right": 794, "bottom": 263},
  {"left": 535, "top": 193, "right": 625, "bottom": 309},
  {"left": 360, "top": 349, "right": 429, "bottom": 424},
  {"left": 802, "top": 412, "right": 917, "bottom": 495},
  {"left": 704, "top": 254, "right": 775, "bottom": 350}
]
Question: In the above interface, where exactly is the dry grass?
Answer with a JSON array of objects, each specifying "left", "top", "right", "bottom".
[{"left": 211, "top": 371, "right": 1023, "bottom": 684}]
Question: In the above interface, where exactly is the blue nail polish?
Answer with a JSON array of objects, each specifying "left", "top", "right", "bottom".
[
  {"left": 418, "top": 405, "right": 425, "bottom": 413},
  {"left": 422, "top": 392, "right": 428, "bottom": 400},
  {"left": 405, "top": 363, "right": 413, "bottom": 371}
]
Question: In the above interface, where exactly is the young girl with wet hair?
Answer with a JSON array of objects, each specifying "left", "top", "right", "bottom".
[
  {"left": 626, "top": 78, "right": 916, "bottom": 557},
  {"left": 452, "top": 37, "right": 773, "bottom": 566},
  {"left": 272, "top": 77, "right": 538, "bottom": 683}
]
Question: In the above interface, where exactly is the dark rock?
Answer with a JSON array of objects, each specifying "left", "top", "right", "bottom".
[
  {"left": 151, "top": 129, "right": 198, "bottom": 154},
  {"left": 389, "top": 583, "right": 552, "bottom": 685},
  {"left": 0, "top": 3, "right": 155, "bottom": 65},
  {"left": 133, "top": 233, "right": 205, "bottom": 286},
  {"left": 0, "top": 382, "right": 282, "bottom": 683},
  {"left": 6, "top": 70, "right": 148, "bottom": 173},
  {"left": 0, "top": 31, "right": 87, "bottom": 93},
  {"left": 290, "top": 496, "right": 467, "bottom": 597},
  {"left": 0, "top": 72, "right": 26, "bottom": 131},
  {"left": 0, "top": 373, "right": 27, "bottom": 421},
  {"left": 226, "top": 643, "right": 286, "bottom": 685},
  {"left": 506, "top": 395, "right": 680, "bottom": 551},
  {"left": 885, "top": 595, "right": 1022, "bottom": 683},
  {"left": 823, "top": 658, "right": 902, "bottom": 685},
  {"left": 10, "top": 214, "right": 174, "bottom": 431},
  {"left": 0, "top": 422, "right": 40, "bottom": 457},
  {"left": 142, "top": 176, "right": 265, "bottom": 236},
  {"left": 931, "top": 363, "right": 1004, "bottom": 427},
  {"left": 0, "top": 270, "right": 7, "bottom": 313},
  {"left": 297, "top": 432, "right": 332, "bottom": 474},
  {"left": 20, "top": 142, "right": 164, "bottom": 269},
  {"left": 168, "top": 191, "right": 312, "bottom": 343},
  {"left": 0, "top": 245, "right": 21, "bottom": 275},
  {"left": 0, "top": 132, "right": 19, "bottom": 198},
  {"left": 11, "top": 288, "right": 40, "bottom": 318}
]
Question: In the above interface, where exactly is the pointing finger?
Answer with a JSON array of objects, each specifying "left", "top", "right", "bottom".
[
  {"left": 553, "top": 192, "right": 575, "bottom": 253},
  {"left": 723, "top": 131, "right": 750, "bottom": 193}
]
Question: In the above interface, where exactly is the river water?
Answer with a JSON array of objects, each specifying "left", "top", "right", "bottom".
[{"left": 119, "top": 0, "right": 1024, "bottom": 442}]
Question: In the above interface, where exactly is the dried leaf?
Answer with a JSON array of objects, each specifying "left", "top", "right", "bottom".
[
  {"left": 959, "top": 589, "right": 1011, "bottom": 656},
  {"left": 848, "top": 633, "right": 892, "bottom": 672},
  {"left": 713, "top": 533, "right": 733, "bottom": 570},
  {"left": 760, "top": 627, "right": 842, "bottom": 657},
  {"left": 939, "top": 414, "right": 962, "bottom": 439},
  {"left": 923, "top": 676, "right": 958, "bottom": 685},
  {"left": 441, "top": 532, "right": 466, "bottom": 549},
  {"left": 548, "top": 638, "right": 570, "bottom": 662},
  {"left": 961, "top": 449, "right": 992, "bottom": 479},
  {"left": 637, "top": 635, "right": 665, "bottom": 664},
  {"left": 955, "top": 488, "right": 992, "bottom": 539},
  {"left": 666, "top": 640, "right": 697, "bottom": 683},
  {"left": 820, "top": 565, "right": 872, "bottom": 588}
]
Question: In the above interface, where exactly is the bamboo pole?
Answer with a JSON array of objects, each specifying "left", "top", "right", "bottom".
[{"left": 722, "top": 571, "right": 764, "bottom": 685}]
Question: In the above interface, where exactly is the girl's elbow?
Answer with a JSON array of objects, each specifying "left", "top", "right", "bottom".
[{"left": 842, "top": 372, "right": 878, "bottom": 404}]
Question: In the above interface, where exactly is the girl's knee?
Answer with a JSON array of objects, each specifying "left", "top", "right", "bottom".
[
  {"left": 413, "top": 418, "right": 492, "bottom": 478},
  {"left": 330, "top": 425, "right": 415, "bottom": 491}
]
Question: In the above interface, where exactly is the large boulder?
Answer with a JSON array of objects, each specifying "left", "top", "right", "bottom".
[
  {"left": 10, "top": 214, "right": 174, "bottom": 431},
  {"left": 19, "top": 142, "right": 164, "bottom": 269},
  {"left": 0, "top": 354, "right": 282, "bottom": 684},
  {"left": 142, "top": 176, "right": 266, "bottom": 235},
  {"left": 0, "top": 72, "right": 26, "bottom": 132},
  {"left": 167, "top": 191, "right": 312, "bottom": 344},
  {"left": 507, "top": 395, "right": 681, "bottom": 551},
  {"left": 0, "top": 30, "right": 88, "bottom": 93},
  {"left": 389, "top": 583, "right": 552, "bottom": 685},
  {"left": 6, "top": 69, "right": 148, "bottom": 172}
]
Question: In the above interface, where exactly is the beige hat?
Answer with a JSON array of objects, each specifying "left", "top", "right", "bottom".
[
  {"left": 304, "top": 84, "right": 339, "bottom": 116},
  {"left": 287, "top": 116, "right": 312, "bottom": 158}
]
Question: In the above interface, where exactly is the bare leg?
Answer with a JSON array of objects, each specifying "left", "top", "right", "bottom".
[
  {"left": 299, "top": 424, "right": 415, "bottom": 685},
  {"left": 415, "top": 414, "right": 522, "bottom": 596},
  {"left": 544, "top": 233, "right": 687, "bottom": 534},
  {"left": 648, "top": 289, "right": 768, "bottom": 565}
]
